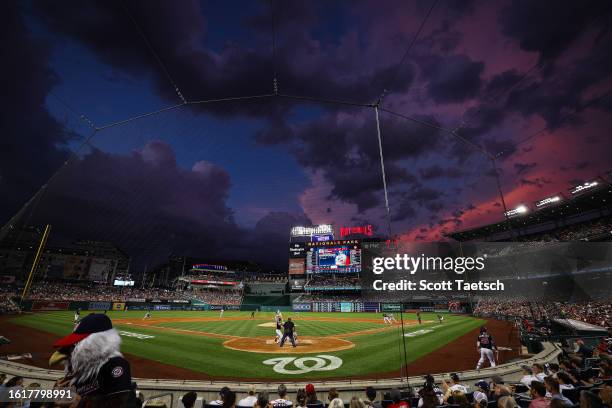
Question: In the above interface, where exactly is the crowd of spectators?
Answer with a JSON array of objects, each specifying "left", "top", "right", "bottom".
[
  {"left": 168, "top": 345, "right": 612, "bottom": 408},
  {"left": 186, "top": 289, "right": 243, "bottom": 306},
  {"left": 294, "top": 293, "right": 362, "bottom": 302},
  {"left": 514, "top": 216, "right": 612, "bottom": 242},
  {"left": 24, "top": 282, "right": 192, "bottom": 302},
  {"left": 305, "top": 276, "right": 361, "bottom": 289},
  {"left": 0, "top": 282, "right": 245, "bottom": 306},
  {"left": 0, "top": 287, "right": 20, "bottom": 314},
  {"left": 473, "top": 298, "right": 612, "bottom": 329},
  {"left": 243, "top": 274, "right": 287, "bottom": 283}
]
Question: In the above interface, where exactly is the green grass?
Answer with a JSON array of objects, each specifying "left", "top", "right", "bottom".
[{"left": 10, "top": 311, "right": 483, "bottom": 380}]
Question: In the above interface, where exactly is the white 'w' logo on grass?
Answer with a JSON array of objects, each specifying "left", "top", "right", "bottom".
[{"left": 263, "top": 355, "right": 342, "bottom": 374}]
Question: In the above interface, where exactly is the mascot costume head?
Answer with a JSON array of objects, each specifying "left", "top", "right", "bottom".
[{"left": 50, "top": 313, "right": 135, "bottom": 407}]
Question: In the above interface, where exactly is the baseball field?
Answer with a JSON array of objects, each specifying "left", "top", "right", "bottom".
[{"left": 4, "top": 311, "right": 515, "bottom": 381}]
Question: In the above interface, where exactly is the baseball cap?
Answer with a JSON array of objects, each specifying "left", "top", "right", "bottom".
[
  {"left": 54, "top": 313, "right": 113, "bottom": 347},
  {"left": 305, "top": 384, "right": 315, "bottom": 394},
  {"left": 475, "top": 380, "right": 489, "bottom": 391}
]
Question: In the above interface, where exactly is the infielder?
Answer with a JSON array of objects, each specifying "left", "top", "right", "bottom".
[
  {"left": 74, "top": 308, "right": 81, "bottom": 323},
  {"left": 143, "top": 311, "right": 151, "bottom": 320},
  {"left": 219, "top": 307, "right": 224, "bottom": 318},
  {"left": 476, "top": 326, "right": 497, "bottom": 369},
  {"left": 383, "top": 313, "right": 397, "bottom": 324}
]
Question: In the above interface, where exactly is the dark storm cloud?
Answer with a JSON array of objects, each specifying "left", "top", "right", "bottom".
[
  {"left": 499, "top": 0, "right": 610, "bottom": 62},
  {"left": 31, "top": 141, "right": 235, "bottom": 257},
  {"left": 0, "top": 3, "right": 72, "bottom": 226},
  {"left": 31, "top": 0, "right": 414, "bottom": 112},
  {"left": 263, "top": 111, "right": 441, "bottom": 211},
  {"left": 422, "top": 54, "right": 484, "bottom": 104},
  {"left": 27, "top": 140, "right": 305, "bottom": 269},
  {"left": 419, "top": 165, "right": 464, "bottom": 180},
  {"left": 519, "top": 177, "right": 552, "bottom": 188},
  {"left": 514, "top": 162, "right": 537, "bottom": 175}
]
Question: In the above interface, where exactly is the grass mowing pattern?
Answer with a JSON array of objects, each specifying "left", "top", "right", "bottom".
[{"left": 10, "top": 311, "right": 483, "bottom": 380}]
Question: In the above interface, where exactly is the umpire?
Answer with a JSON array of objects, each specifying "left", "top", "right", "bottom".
[{"left": 279, "top": 317, "right": 297, "bottom": 348}]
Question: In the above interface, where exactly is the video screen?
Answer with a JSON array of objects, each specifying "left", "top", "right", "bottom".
[
  {"left": 113, "top": 279, "right": 135, "bottom": 286},
  {"left": 308, "top": 245, "right": 361, "bottom": 273}
]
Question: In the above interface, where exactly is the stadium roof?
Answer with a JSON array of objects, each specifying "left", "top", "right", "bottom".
[{"left": 450, "top": 177, "right": 612, "bottom": 241}]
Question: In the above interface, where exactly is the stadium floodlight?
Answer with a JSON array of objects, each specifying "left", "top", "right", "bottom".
[
  {"left": 535, "top": 195, "right": 562, "bottom": 208},
  {"left": 290, "top": 224, "right": 333, "bottom": 237},
  {"left": 570, "top": 181, "right": 599, "bottom": 195},
  {"left": 504, "top": 204, "right": 529, "bottom": 218}
]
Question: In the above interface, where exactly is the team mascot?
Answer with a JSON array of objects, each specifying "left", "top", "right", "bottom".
[{"left": 49, "top": 313, "right": 137, "bottom": 407}]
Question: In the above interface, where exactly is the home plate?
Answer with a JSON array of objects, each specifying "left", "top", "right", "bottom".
[{"left": 265, "top": 339, "right": 314, "bottom": 345}]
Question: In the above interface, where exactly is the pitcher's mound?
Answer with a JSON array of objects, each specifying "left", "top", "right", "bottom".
[{"left": 223, "top": 336, "right": 354, "bottom": 354}]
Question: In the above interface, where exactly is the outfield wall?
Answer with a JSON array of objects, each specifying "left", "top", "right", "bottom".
[{"left": 0, "top": 342, "right": 561, "bottom": 408}]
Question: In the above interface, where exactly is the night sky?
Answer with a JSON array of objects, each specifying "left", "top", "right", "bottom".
[{"left": 2, "top": 0, "right": 612, "bottom": 269}]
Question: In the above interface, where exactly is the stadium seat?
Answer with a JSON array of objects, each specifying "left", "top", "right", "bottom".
[{"left": 381, "top": 400, "right": 393, "bottom": 408}]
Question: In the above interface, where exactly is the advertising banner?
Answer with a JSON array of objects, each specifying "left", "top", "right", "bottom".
[
  {"left": 289, "top": 243, "right": 306, "bottom": 258},
  {"left": 288, "top": 259, "right": 306, "bottom": 275},
  {"left": 88, "top": 302, "right": 111, "bottom": 310},
  {"left": 340, "top": 302, "right": 353, "bottom": 312},
  {"left": 209, "top": 305, "right": 240, "bottom": 311},
  {"left": 382, "top": 303, "right": 402, "bottom": 312},
  {"left": 112, "top": 302, "right": 126, "bottom": 311},
  {"left": 153, "top": 304, "right": 171, "bottom": 311},
  {"left": 292, "top": 303, "right": 312, "bottom": 311},
  {"left": 127, "top": 298, "right": 146, "bottom": 302},
  {"left": 32, "top": 301, "right": 69, "bottom": 311},
  {"left": 364, "top": 302, "right": 380, "bottom": 312}
]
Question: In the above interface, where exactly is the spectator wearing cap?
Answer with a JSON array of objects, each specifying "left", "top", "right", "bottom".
[
  {"left": 271, "top": 384, "right": 292, "bottom": 407},
  {"left": 387, "top": 389, "right": 408, "bottom": 408},
  {"left": 182, "top": 392, "right": 198, "bottom": 408},
  {"left": 544, "top": 377, "right": 572, "bottom": 407},
  {"left": 473, "top": 381, "right": 489, "bottom": 404},
  {"left": 305, "top": 384, "right": 323, "bottom": 406},
  {"left": 519, "top": 366, "right": 540, "bottom": 387},
  {"left": 528, "top": 381, "right": 549, "bottom": 408},
  {"left": 239, "top": 385, "right": 258, "bottom": 407},
  {"left": 365, "top": 386, "right": 382, "bottom": 408}
]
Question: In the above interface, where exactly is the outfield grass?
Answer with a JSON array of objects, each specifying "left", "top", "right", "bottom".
[{"left": 10, "top": 311, "right": 483, "bottom": 380}]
